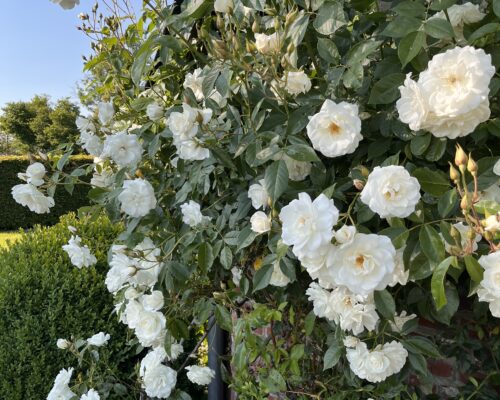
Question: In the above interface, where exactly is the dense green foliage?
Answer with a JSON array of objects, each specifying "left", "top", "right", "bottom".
[
  {"left": 0, "top": 214, "right": 138, "bottom": 399},
  {"left": 0, "top": 155, "right": 91, "bottom": 230},
  {"left": 0, "top": 95, "right": 80, "bottom": 153}
]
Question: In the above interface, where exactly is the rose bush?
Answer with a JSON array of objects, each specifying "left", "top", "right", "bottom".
[{"left": 17, "top": 0, "right": 500, "bottom": 398}]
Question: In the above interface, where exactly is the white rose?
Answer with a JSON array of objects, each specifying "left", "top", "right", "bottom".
[
  {"left": 483, "top": 213, "right": 500, "bottom": 233},
  {"left": 334, "top": 225, "right": 356, "bottom": 246},
  {"left": 105, "top": 247, "right": 136, "bottom": 293},
  {"left": 387, "top": 247, "right": 409, "bottom": 287},
  {"left": 360, "top": 165, "right": 421, "bottom": 218},
  {"left": 47, "top": 368, "right": 76, "bottom": 400},
  {"left": 131, "top": 238, "right": 162, "bottom": 288},
  {"left": 97, "top": 101, "right": 115, "bottom": 125},
  {"left": 123, "top": 299, "right": 144, "bottom": 329},
  {"left": 135, "top": 310, "right": 167, "bottom": 347},
  {"left": 90, "top": 169, "right": 114, "bottom": 188},
  {"left": 284, "top": 71, "right": 312, "bottom": 96},
  {"left": 343, "top": 336, "right": 360, "bottom": 348},
  {"left": 300, "top": 245, "right": 335, "bottom": 289},
  {"left": 167, "top": 110, "right": 197, "bottom": 140},
  {"left": 183, "top": 68, "right": 205, "bottom": 101},
  {"left": 143, "top": 364, "right": 177, "bottom": 398},
  {"left": 248, "top": 179, "right": 269, "bottom": 209},
  {"left": 146, "top": 102, "right": 164, "bottom": 122},
  {"left": 254, "top": 32, "right": 280, "bottom": 54},
  {"left": 269, "top": 261, "right": 290, "bottom": 287},
  {"left": 389, "top": 311, "right": 417, "bottom": 333},
  {"left": 87, "top": 332, "right": 110, "bottom": 347},
  {"left": 280, "top": 193, "right": 339, "bottom": 259},
  {"left": 181, "top": 200, "right": 207, "bottom": 226},
  {"left": 51, "top": 0, "right": 79, "bottom": 10},
  {"left": 140, "top": 347, "right": 167, "bottom": 377},
  {"left": 177, "top": 139, "right": 210, "bottom": 161},
  {"left": 102, "top": 132, "right": 143, "bottom": 168},
  {"left": 56, "top": 338, "right": 70, "bottom": 349},
  {"left": 80, "top": 131, "right": 103, "bottom": 156},
  {"left": 346, "top": 341, "right": 408, "bottom": 383},
  {"left": 185, "top": 365, "right": 216, "bottom": 386},
  {"left": 168, "top": 342, "right": 184, "bottom": 361},
  {"left": 282, "top": 154, "right": 311, "bottom": 182},
  {"left": 327, "top": 233, "right": 396, "bottom": 296},
  {"left": 493, "top": 160, "right": 500, "bottom": 176},
  {"left": 214, "top": 0, "right": 233, "bottom": 13},
  {"left": 17, "top": 162, "right": 46, "bottom": 186},
  {"left": 430, "top": 3, "right": 485, "bottom": 41},
  {"left": 62, "top": 235, "right": 97, "bottom": 269},
  {"left": 76, "top": 116, "right": 96, "bottom": 133},
  {"left": 118, "top": 179, "right": 157, "bottom": 218},
  {"left": 396, "top": 73, "right": 428, "bottom": 131},
  {"left": 231, "top": 267, "right": 242, "bottom": 286},
  {"left": 80, "top": 389, "right": 100, "bottom": 400},
  {"left": 142, "top": 291, "right": 164, "bottom": 311},
  {"left": 12, "top": 184, "right": 54, "bottom": 214},
  {"left": 250, "top": 211, "right": 271, "bottom": 234},
  {"left": 306, "top": 100, "right": 362, "bottom": 158},
  {"left": 478, "top": 252, "right": 500, "bottom": 298}
]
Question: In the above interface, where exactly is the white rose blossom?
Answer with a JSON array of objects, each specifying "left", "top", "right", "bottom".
[
  {"left": 185, "top": 365, "right": 216, "bottom": 386},
  {"left": 494, "top": 159, "right": 500, "bottom": 176},
  {"left": 477, "top": 251, "right": 500, "bottom": 318},
  {"left": 62, "top": 235, "right": 97, "bottom": 269},
  {"left": 181, "top": 200, "right": 209, "bottom": 226},
  {"left": 18, "top": 162, "right": 46, "bottom": 186},
  {"left": 483, "top": 213, "right": 500, "bottom": 234},
  {"left": 254, "top": 32, "right": 280, "bottom": 54},
  {"left": 306, "top": 100, "right": 362, "bottom": 158},
  {"left": 284, "top": 71, "right": 312, "bottom": 96},
  {"left": 146, "top": 102, "right": 164, "bottom": 122},
  {"left": 142, "top": 290, "right": 165, "bottom": 311},
  {"left": 56, "top": 338, "right": 70, "bottom": 350},
  {"left": 140, "top": 348, "right": 177, "bottom": 398},
  {"left": 80, "top": 131, "right": 103, "bottom": 156},
  {"left": 327, "top": 233, "right": 396, "bottom": 296},
  {"left": 183, "top": 68, "right": 205, "bottom": 101},
  {"left": 87, "top": 332, "right": 110, "bottom": 347},
  {"left": 97, "top": 101, "right": 115, "bottom": 125},
  {"left": 76, "top": 116, "right": 96, "bottom": 133},
  {"left": 231, "top": 267, "right": 242, "bottom": 286},
  {"left": 51, "top": 0, "right": 79, "bottom": 10},
  {"left": 102, "top": 132, "right": 143, "bottom": 168},
  {"left": 250, "top": 211, "right": 271, "bottom": 234},
  {"left": 214, "top": 0, "right": 233, "bottom": 13},
  {"left": 47, "top": 368, "right": 76, "bottom": 400},
  {"left": 248, "top": 179, "right": 269, "bottom": 209},
  {"left": 389, "top": 311, "right": 417, "bottom": 333},
  {"left": 279, "top": 192, "right": 339, "bottom": 259},
  {"left": 12, "top": 184, "right": 54, "bottom": 214},
  {"left": 346, "top": 341, "right": 408, "bottom": 383},
  {"left": 134, "top": 309, "right": 167, "bottom": 347},
  {"left": 90, "top": 169, "right": 114, "bottom": 188},
  {"left": 430, "top": 3, "right": 485, "bottom": 41},
  {"left": 80, "top": 389, "right": 100, "bottom": 400},
  {"left": 269, "top": 261, "right": 290, "bottom": 287},
  {"left": 360, "top": 165, "right": 421, "bottom": 219},
  {"left": 388, "top": 247, "right": 409, "bottom": 287},
  {"left": 118, "top": 179, "right": 157, "bottom": 218}
]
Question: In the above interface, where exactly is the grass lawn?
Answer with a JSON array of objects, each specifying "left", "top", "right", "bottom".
[{"left": 0, "top": 232, "right": 22, "bottom": 249}]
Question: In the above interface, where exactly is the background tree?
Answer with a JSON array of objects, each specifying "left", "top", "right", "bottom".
[{"left": 42, "top": 98, "right": 80, "bottom": 150}]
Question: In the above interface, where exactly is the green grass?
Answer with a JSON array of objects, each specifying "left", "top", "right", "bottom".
[{"left": 0, "top": 232, "right": 21, "bottom": 249}]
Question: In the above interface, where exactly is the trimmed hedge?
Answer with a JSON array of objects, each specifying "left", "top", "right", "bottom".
[
  {"left": 0, "top": 155, "right": 92, "bottom": 230},
  {"left": 0, "top": 214, "right": 138, "bottom": 399}
]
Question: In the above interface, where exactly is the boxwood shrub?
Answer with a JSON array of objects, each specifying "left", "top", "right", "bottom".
[
  {"left": 0, "top": 155, "right": 92, "bottom": 230},
  {"left": 0, "top": 213, "right": 139, "bottom": 399}
]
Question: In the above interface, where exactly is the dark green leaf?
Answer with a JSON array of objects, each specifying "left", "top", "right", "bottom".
[
  {"left": 431, "top": 256, "right": 455, "bottom": 310},
  {"left": 317, "top": 38, "right": 340, "bottom": 64},
  {"left": 408, "top": 352, "right": 428, "bottom": 376},
  {"left": 198, "top": 242, "right": 214, "bottom": 271},
  {"left": 264, "top": 160, "right": 289, "bottom": 205},
  {"left": 437, "top": 189, "right": 458, "bottom": 218},
  {"left": 424, "top": 18, "right": 455, "bottom": 39},
  {"left": 398, "top": 31, "right": 426, "bottom": 67},
  {"left": 214, "top": 305, "right": 232, "bottom": 331},
  {"left": 368, "top": 73, "right": 406, "bottom": 104},
  {"left": 252, "top": 264, "right": 274, "bottom": 292},
  {"left": 468, "top": 23, "right": 500, "bottom": 43},
  {"left": 313, "top": 2, "right": 347, "bottom": 35},
  {"left": 285, "top": 144, "right": 320, "bottom": 162},
  {"left": 464, "top": 255, "right": 483, "bottom": 283},
  {"left": 323, "top": 344, "right": 342, "bottom": 370},
  {"left": 424, "top": 137, "right": 447, "bottom": 161},
  {"left": 374, "top": 290, "right": 396, "bottom": 320},
  {"left": 412, "top": 167, "right": 450, "bottom": 196},
  {"left": 429, "top": 0, "right": 457, "bottom": 11},
  {"left": 379, "top": 226, "right": 409, "bottom": 249},
  {"left": 420, "top": 225, "right": 445, "bottom": 263},
  {"left": 403, "top": 336, "right": 441, "bottom": 358},
  {"left": 219, "top": 246, "right": 233, "bottom": 270},
  {"left": 410, "top": 133, "right": 431, "bottom": 156},
  {"left": 394, "top": 0, "right": 426, "bottom": 16}
]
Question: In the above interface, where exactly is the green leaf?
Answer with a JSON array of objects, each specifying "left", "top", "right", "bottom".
[
  {"left": 424, "top": 137, "right": 447, "bottom": 161},
  {"left": 198, "top": 242, "right": 214, "bottom": 271},
  {"left": 346, "top": 40, "right": 383, "bottom": 66},
  {"left": 410, "top": 133, "right": 431, "bottom": 156},
  {"left": 131, "top": 35, "right": 158, "bottom": 86},
  {"left": 412, "top": 167, "right": 450, "bottom": 196},
  {"left": 304, "top": 311, "right": 316, "bottom": 336},
  {"left": 429, "top": 0, "right": 456, "bottom": 11},
  {"left": 236, "top": 227, "right": 257, "bottom": 251},
  {"left": 408, "top": 352, "right": 428, "bottom": 376},
  {"left": 403, "top": 337, "right": 441, "bottom": 358},
  {"left": 431, "top": 283, "right": 459, "bottom": 324},
  {"left": 431, "top": 256, "right": 455, "bottom": 310},
  {"left": 285, "top": 144, "right": 320, "bottom": 162},
  {"left": 252, "top": 264, "right": 274, "bottom": 292},
  {"left": 264, "top": 160, "right": 289, "bottom": 205},
  {"left": 467, "top": 23, "right": 500, "bottom": 43},
  {"left": 437, "top": 189, "right": 458, "bottom": 218},
  {"left": 167, "top": 318, "right": 189, "bottom": 339},
  {"left": 464, "top": 255, "right": 483, "bottom": 283},
  {"left": 374, "top": 290, "right": 396, "bottom": 320},
  {"left": 382, "top": 16, "right": 423, "bottom": 38},
  {"left": 424, "top": 18, "right": 455, "bottom": 39},
  {"left": 379, "top": 226, "right": 409, "bottom": 249},
  {"left": 290, "top": 344, "right": 305, "bottom": 360},
  {"left": 368, "top": 73, "right": 406, "bottom": 105},
  {"left": 398, "top": 31, "right": 426, "bottom": 67},
  {"left": 420, "top": 225, "right": 445, "bottom": 263},
  {"left": 317, "top": 38, "right": 340, "bottom": 64},
  {"left": 313, "top": 2, "right": 347, "bottom": 35},
  {"left": 494, "top": 0, "right": 500, "bottom": 18},
  {"left": 214, "top": 305, "right": 232, "bottom": 331},
  {"left": 323, "top": 344, "right": 342, "bottom": 370},
  {"left": 393, "top": 0, "right": 426, "bottom": 17},
  {"left": 219, "top": 246, "right": 233, "bottom": 270}
]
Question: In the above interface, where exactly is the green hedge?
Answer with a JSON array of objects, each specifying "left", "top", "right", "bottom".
[
  {"left": 0, "top": 155, "right": 92, "bottom": 230},
  {"left": 0, "top": 214, "right": 138, "bottom": 399}
]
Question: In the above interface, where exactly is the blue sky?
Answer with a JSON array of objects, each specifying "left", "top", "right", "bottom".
[{"left": 0, "top": 0, "right": 142, "bottom": 109}]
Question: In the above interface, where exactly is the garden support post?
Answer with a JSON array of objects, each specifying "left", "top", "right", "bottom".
[{"left": 207, "top": 317, "right": 228, "bottom": 400}]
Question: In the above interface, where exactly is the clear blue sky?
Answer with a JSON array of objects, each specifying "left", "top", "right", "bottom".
[{"left": 0, "top": 0, "right": 142, "bottom": 109}]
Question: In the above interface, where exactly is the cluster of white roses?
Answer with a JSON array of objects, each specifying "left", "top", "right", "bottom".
[
  {"left": 62, "top": 226, "right": 97, "bottom": 269},
  {"left": 12, "top": 162, "right": 54, "bottom": 214},
  {"left": 397, "top": 46, "right": 495, "bottom": 139},
  {"left": 477, "top": 251, "right": 500, "bottom": 318}
]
